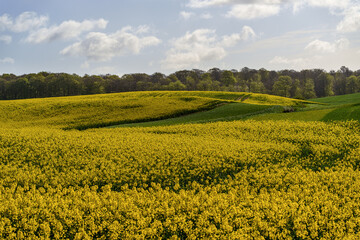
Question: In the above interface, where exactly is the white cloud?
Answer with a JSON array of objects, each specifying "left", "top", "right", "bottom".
[
  {"left": 241, "top": 25, "right": 257, "bottom": 40},
  {"left": 337, "top": 6, "right": 360, "bottom": 32},
  {"left": 305, "top": 38, "right": 349, "bottom": 53},
  {"left": 60, "top": 26, "right": 161, "bottom": 62},
  {"left": 269, "top": 55, "right": 312, "bottom": 69},
  {"left": 187, "top": 0, "right": 351, "bottom": 18},
  {"left": 0, "top": 12, "right": 48, "bottom": 32},
  {"left": 0, "top": 57, "right": 15, "bottom": 64},
  {"left": 0, "top": 14, "right": 12, "bottom": 31},
  {"left": 91, "top": 66, "right": 117, "bottom": 75},
  {"left": 305, "top": 0, "right": 350, "bottom": 10},
  {"left": 269, "top": 56, "right": 303, "bottom": 64},
  {"left": 11, "top": 12, "right": 48, "bottom": 32},
  {"left": 0, "top": 35, "right": 12, "bottom": 44},
  {"left": 180, "top": 11, "right": 195, "bottom": 20},
  {"left": 226, "top": 4, "right": 280, "bottom": 19},
  {"left": 187, "top": 0, "right": 229, "bottom": 8},
  {"left": 162, "top": 29, "right": 226, "bottom": 69},
  {"left": 187, "top": 0, "right": 350, "bottom": 9},
  {"left": 81, "top": 61, "right": 90, "bottom": 69},
  {"left": 134, "top": 25, "right": 150, "bottom": 34},
  {"left": 200, "top": 13, "right": 213, "bottom": 19},
  {"left": 187, "top": 0, "right": 284, "bottom": 8},
  {"left": 269, "top": 49, "right": 359, "bottom": 71},
  {"left": 221, "top": 26, "right": 256, "bottom": 46},
  {"left": 162, "top": 26, "right": 255, "bottom": 69},
  {"left": 0, "top": 12, "right": 109, "bottom": 44},
  {"left": 26, "top": 19, "right": 108, "bottom": 43}
]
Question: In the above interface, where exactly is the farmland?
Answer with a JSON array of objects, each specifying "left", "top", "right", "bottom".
[{"left": 0, "top": 91, "right": 360, "bottom": 239}]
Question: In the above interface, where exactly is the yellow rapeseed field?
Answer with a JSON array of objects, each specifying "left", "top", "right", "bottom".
[{"left": 0, "top": 91, "right": 358, "bottom": 239}]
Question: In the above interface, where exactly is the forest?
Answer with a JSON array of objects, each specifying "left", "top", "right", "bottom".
[{"left": 1, "top": 66, "right": 360, "bottom": 100}]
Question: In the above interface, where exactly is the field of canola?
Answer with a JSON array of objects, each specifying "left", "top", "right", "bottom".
[{"left": 0, "top": 91, "right": 359, "bottom": 239}]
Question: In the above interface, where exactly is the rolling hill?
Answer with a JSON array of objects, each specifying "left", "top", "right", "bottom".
[
  {"left": 1, "top": 91, "right": 360, "bottom": 238},
  {"left": 0, "top": 91, "right": 311, "bottom": 130}
]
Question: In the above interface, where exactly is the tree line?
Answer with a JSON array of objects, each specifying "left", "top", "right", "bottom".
[{"left": 0, "top": 66, "right": 359, "bottom": 100}]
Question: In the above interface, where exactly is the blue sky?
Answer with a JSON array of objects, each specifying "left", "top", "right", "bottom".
[{"left": 1, "top": 0, "right": 360, "bottom": 75}]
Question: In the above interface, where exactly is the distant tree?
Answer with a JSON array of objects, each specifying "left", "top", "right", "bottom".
[
  {"left": 1, "top": 73, "right": 16, "bottom": 81},
  {"left": 220, "top": 70, "right": 236, "bottom": 87},
  {"left": 208, "top": 68, "right": 222, "bottom": 82},
  {"left": 258, "top": 68, "right": 271, "bottom": 92},
  {"left": 303, "top": 78, "right": 317, "bottom": 99},
  {"left": 340, "top": 66, "right": 352, "bottom": 78},
  {"left": 0, "top": 67, "right": 357, "bottom": 100},
  {"left": 315, "top": 72, "right": 334, "bottom": 97},
  {"left": 174, "top": 70, "right": 193, "bottom": 83},
  {"left": 197, "top": 73, "right": 220, "bottom": 91},
  {"left": 120, "top": 74, "right": 136, "bottom": 92},
  {"left": 273, "top": 76, "right": 292, "bottom": 97},
  {"left": 240, "top": 67, "right": 252, "bottom": 81},
  {"left": 6, "top": 77, "right": 30, "bottom": 99},
  {"left": 136, "top": 81, "right": 153, "bottom": 91},
  {"left": 83, "top": 75, "right": 105, "bottom": 94},
  {"left": 185, "top": 76, "right": 197, "bottom": 90},
  {"left": 150, "top": 72, "right": 167, "bottom": 84},
  {"left": 345, "top": 75, "right": 360, "bottom": 94},
  {"left": 0, "top": 78, "right": 6, "bottom": 99},
  {"left": 237, "top": 78, "right": 249, "bottom": 92},
  {"left": 291, "top": 79, "right": 303, "bottom": 99},
  {"left": 168, "top": 80, "right": 187, "bottom": 90},
  {"left": 167, "top": 74, "right": 179, "bottom": 83},
  {"left": 249, "top": 74, "right": 265, "bottom": 93},
  {"left": 29, "top": 74, "right": 46, "bottom": 98},
  {"left": 333, "top": 74, "right": 346, "bottom": 95},
  {"left": 103, "top": 74, "right": 122, "bottom": 93}
]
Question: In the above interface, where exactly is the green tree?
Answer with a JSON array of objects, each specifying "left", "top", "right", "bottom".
[
  {"left": 29, "top": 74, "right": 46, "bottom": 98},
  {"left": 5, "top": 77, "right": 31, "bottom": 99},
  {"left": 273, "top": 76, "right": 292, "bottom": 97},
  {"left": 103, "top": 74, "right": 122, "bottom": 93},
  {"left": 185, "top": 76, "right": 197, "bottom": 90},
  {"left": 0, "top": 78, "right": 6, "bottom": 99},
  {"left": 345, "top": 75, "right": 360, "bottom": 94},
  {"left": 167, "top": 80, "right": 186, "bottom": 90},
  {"left": 315, "top": 72, "right": 334, "bottom": 97},
  {"left": 303, "top": 78, "right": 317, "bottom": 99},
  {"left": 291, "top": 79, "right": 303, "bottom": 99},
  {"left": 220, "top": 70, "right": 236, "bottom": 87},
  {"left": 83, "top": 75, "right": 105, "bottom": 94}
]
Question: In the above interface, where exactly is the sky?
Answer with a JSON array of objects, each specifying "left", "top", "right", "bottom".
[{"left": 0, "top": 0, "right": 360, "bottom": 76}]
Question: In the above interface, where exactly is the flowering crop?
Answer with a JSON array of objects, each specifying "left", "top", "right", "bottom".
[
  {"left": 0, "top": 91, "right": 356, "bottom": 239},
  {"left": 0, "top": 116, "right": 359, "bottom": 238}
]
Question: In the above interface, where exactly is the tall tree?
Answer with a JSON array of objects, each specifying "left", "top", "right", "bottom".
[
  {"left": 315, "top": 72, "right": 334, "bottom": 97},
  {"left": 303, "top": 78, "right": 316, "bottom": 99},
  {"left": 345, "top": 75, "right": 360, "bottom": 94},
  {"left": 220, "top": 70, "right": 236, "bottom": 87},
  {"left": 272, "top": 76, "right": 292, "bottom": 97},
  {"left": 249, "top": 73, "right": 265, "bottom": 93},
  {"left": 291, "top": 79, "right": 303, "bottom": 99}
]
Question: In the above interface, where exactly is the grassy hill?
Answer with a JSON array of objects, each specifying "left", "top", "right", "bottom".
[
  {"left": 1, "top": 90, "right": 357, "bottom": 129},
  {"left": 251, "top": 92, "right": 360, "bottom": 122},
  {"left": 0, "top": 91, "right": 310, "bottom": 129}
]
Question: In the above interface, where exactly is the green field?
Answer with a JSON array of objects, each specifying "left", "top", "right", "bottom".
[
  {"left": 0, "top": 91, "right": 360, "bottom": 239},
  {"left": 110, "top": 92, "right": 360, "bottom": 128},
  {"left": 249, "top": 92, "right": 360, "bottom": 122}
]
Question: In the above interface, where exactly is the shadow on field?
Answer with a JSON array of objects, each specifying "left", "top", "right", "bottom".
[{"left": 321, "top": 103, "right": 360, "bottom": 122}]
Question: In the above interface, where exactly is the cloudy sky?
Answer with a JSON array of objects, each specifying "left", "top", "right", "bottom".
[{"left": 1, "top": 0, "right": 360, "bottom": 75}]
